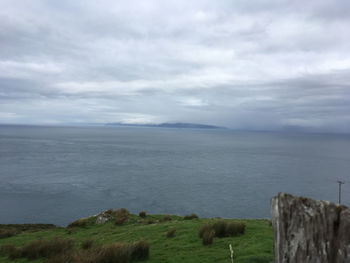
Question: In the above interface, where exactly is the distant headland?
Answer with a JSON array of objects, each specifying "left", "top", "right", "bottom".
[{"left": 105, "top": 122, "right": 226, "bottom": 129}]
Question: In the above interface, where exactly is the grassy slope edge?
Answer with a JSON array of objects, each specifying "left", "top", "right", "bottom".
[{"left": 0, "top": 214, "right": 273, "bottom": 263}]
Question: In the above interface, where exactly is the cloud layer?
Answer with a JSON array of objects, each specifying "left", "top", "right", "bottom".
[{"left": 1, "top": 0, "right": 350, "bottom": 132}]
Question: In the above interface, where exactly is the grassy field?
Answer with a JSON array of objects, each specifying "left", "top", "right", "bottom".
[{"left": 0, "top": 212, "right": 273, "bottom": 263}]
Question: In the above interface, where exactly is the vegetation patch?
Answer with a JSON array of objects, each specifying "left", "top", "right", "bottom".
[
  {"left": 159, "top": 215, "right": 172, "bottom": 222},
  {"left": 0, "top": 229, "right": 17, "bottom": 239},
  {"left": 0, "top": 212, "right": 272, "bottom": 263},
  {"left": 166, "top": 228, "right": 176, "bottom": 238},
  {"left": 130, "top": 240, "right": 150, "bottom": 261},
  {"left": 116, "top": 208, "right": 130, "bottom": 218},
  {"left": 183, "top": 213, "right": 198, "bottom": 220},
  {"left": 115, "top": 208, "right": 130, "bottom": 226},
  {"left": 115, "top": 216, "right": 128, "bottom": 226},
  {"left": 199, "top": 220, "right": 246, "bottom": 245},
  {"left": 202, "top": 229, "right": 215, "bottom": 245},
  {"left": 67, "top": 218, "right": 89, "bottom": 228},
  {"left": 139, "top": 211, "right": 147, "bottom": 218},
  {"left": 81, "top": 238, "right": 94, "bottom": 250}
]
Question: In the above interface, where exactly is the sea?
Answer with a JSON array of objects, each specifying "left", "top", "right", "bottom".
[{"left": 0, "top": 124, "right": 349, "bottom": 226}]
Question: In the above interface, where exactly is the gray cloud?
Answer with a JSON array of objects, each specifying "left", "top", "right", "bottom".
[{"left": 0, "top": 0, "right": 350, "bottom": 132}]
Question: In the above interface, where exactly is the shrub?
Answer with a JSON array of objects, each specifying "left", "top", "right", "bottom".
[
  {"left": 66, "top": 228, "right": 76, "bottom": 234},
  {"left": 0, "top": 244, "right": 23, "bottom": 260},
  {"left": 115, "top": 216, "right": 128, "bottom": 226},
  {"left": 130, "top": 240, "right": 150, "bottom": 261},
  {"left": 183, "top": 213, "right": 198, "bottom": 220},
  {"left": 166, "top": 228, "right": 176, "bottom": 238},
  {"left": 116, "top": 208, "right": 129, "bottom": 218},
  {"left": 81, "top": 239, "right": 94, "bottom": 250},
  {"left": 226, "top": 222, "right": 245, "bottom": 236},
  {"left": 199, "top": 224, "right": 213, "bottom": 238},
  {"left": 8, "top": 247, "right": 23, "bottom": 260},
  {"left": 202, "top": 230, "right": 215, "bottom": 245},
  {"left": 0, "top": 244, "right": 19, "bottom": 258},
  {"left": 0, "top": 228, "right": 17, "bottom": 239},
  {"left": 199, "top": 221, "right": 246, "bottom": 239},
  {"left": 160, "top": 215, "right": 172, "bottom": 222},
  {"left": 212, "top": 220, "right": 227, "bottom": 237},
  {"left": 145, "top": 219, "right": 156, "bottom": 224},
  {"left": 45, "top": 252, "right": 77, "bottom": 263},
  {"left": 1, "top": 238, "right": 148, "bottom": 263},
  {"left": 20, "top": 238, "right": 73, "bottom": 260},
  {"left": 96, "top": 242, "right": 131, "bottom": 263},
  {"left": 67, "top": 218, "right": 89, "bottom": 228},
  {"left": 115, "top": 208, "right": 130, "bottom": 226},
  {"left": 139, "top": 211, "right": 146, "bottom": 218},
  {"left": 47, "top": 242, "right": 143, "bottom": 263}
]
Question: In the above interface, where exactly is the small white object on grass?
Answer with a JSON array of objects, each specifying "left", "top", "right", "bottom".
[{"left": 229, "top": 243, "right": 234, "bottom": 263}]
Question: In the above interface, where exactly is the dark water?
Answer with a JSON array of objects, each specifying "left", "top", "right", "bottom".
[{"left": 1, "top": 125, "right": 349, "bottom": 226}]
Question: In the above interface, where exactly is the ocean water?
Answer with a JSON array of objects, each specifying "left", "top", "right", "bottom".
[{"left": 0, "top": 125, "right": 349, "bottom": 226}]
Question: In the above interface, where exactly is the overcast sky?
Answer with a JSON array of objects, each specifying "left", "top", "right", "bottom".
[{"left": 0, "top": 0, "right": 350, "bottom": 132}]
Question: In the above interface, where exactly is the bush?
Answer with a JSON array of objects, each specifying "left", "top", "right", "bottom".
[
  {"left": 183, "top": 213, "right": 198, "bottom": 220},
  {"left": 8, "top": 248, "right": 23, "bottom": 260},
  {"left": 115, "top": 216, "right": 128, "bottom": 226},
  {"left": 1, "top": 238, "right": 149, "bottom": 263},
  {"left": 199, "top": 224, "right": 212, "bottom": 238},
  {"left": 160, "top": 215, "right": 172, "bottom": 222},
  {"left": 0, "top": 244, "right": 18, "bottom": 257},
  {"left": 202, "top": 230, "right": 215, "bottom": 245},
  {"left": 166, "top": 228, "right": 176, "bottom": 238},
  {"left": 81, "top": 239, "right": 94, "bottom": 250},
  {"left": 139, "top": 211, "right": 146, "bottom": 218},
  {"left": 145, "top": 219, "right": 156, "bottom": 224},
  {"left": 0, "top": 228, "right": 17, "bottom": 239},
  {"left": 130, "top": 240, "right": 150, "bottom": 261},
  {"left": 66, "top": 228, "right": 76, "bottom": 235},
  {"left": 45, "top": 252, "right": 77, "bottom": 263},
  {"left": 96, "top": 242, "right": 131, "bottom": 263},
  {"left": 67, "top": 218, "right": 89, "bottom": 228},
  {"left": 0, "top": 238, "right": 73, "bottom": 261},
  {"left": 20, "top": 238, "right": 73, "bottom": 260},
  {"left": 0, "top": 244, "right": 23, "bottom": 260},
  {"left": 115, "top": 208, "right": 130, "bottom": 226},
  {"left": 116, "top": 208, "right": 129, "bottom": 218},
  {"left": 226, "top": 222, "right": 245, "bottom": 236},
  {"left": 47, "top": 241, "right": 149, "bottom": 263},
  {"left": 199, "top": 221, "right": 246, "bottom": 239},
  {"left": 212, "top": 220, "right": 227, "bottom": 237}
]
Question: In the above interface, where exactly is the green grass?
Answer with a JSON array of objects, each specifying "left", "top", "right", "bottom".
[{"left": 0, "top": 213, "right": 273, "bottom": 263}]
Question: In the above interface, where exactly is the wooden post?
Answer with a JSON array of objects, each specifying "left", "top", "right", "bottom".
[{"left": 229, "top": 244, "right": 234, "bottom": 263}]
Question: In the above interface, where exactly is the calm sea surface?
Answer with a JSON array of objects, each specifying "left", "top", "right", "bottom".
[{"left": 1, "top": 125, "right": 349, "bottom": 226}]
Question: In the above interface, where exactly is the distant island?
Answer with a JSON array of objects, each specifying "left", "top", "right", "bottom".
[{"left": 106, "top": 122, "right": 226, "bottom": 129}]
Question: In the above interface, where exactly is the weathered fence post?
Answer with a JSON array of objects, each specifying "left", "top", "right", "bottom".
[{"left": 271, "top": 193, "right": 350, "bottom": 263}]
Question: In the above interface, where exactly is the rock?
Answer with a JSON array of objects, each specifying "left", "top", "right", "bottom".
[
  {"left": 95, "top": 211, "right": 112, "bottom": 224},
  {"left": 271, "top": 193, "right": 350, "bottom": 263}
]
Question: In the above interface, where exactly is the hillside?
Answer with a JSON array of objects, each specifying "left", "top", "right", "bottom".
[
  {"left": 0, "top": 211, "right": 273, "bottom": 263},
  {"left": 106, "top": 122, "right": 225, "bottom": 129}
]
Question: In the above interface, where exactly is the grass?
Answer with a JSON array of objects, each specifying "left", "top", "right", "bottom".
[
  {"left": 166, "top": 228, "right": 176, "bottom": 238},
  {"left": 0, "top": 212, "right": 273, "bottom": 263}
]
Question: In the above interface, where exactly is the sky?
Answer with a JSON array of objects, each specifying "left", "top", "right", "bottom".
[{"left": 0, "top": 0, "right": 350, "bottom": 132}]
